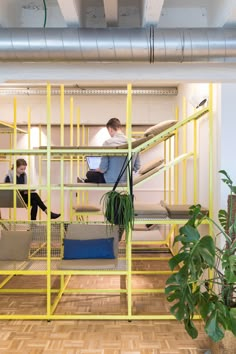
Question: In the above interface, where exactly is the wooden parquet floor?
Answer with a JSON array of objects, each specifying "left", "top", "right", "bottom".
[
  {"left": 0, "top": 250, "right": 211, "bottom": 353},
  {"left": 0, "top": 319, "right": 210, "bottom": 354}
]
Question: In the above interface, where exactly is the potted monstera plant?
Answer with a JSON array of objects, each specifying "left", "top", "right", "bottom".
[{"left": 165, "top": 170, "right": 236, "bottom": 351}]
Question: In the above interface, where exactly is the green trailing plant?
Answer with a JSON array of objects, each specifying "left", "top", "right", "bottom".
[
  {"left": 165, "top": 170, "right": 236, "bottom": 343},
  {"left": 101, "top": 156, "right": 134, "bottom": 239},
  {"left": 101, "top": 189, "right": 134, "bottom": 237}
]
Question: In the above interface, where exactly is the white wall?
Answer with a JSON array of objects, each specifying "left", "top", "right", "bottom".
[
  {"left": 0, "top": 93, "right": 176, "bottom": 125},
  {"left": 219, "top": 84, "right": 236, "bottom": 210},
  {"left": 175, "top": 83, "right": 213, "bottom": 207},
  {"left": 3, "top": 62, "right": 236, "bottom": 85}
]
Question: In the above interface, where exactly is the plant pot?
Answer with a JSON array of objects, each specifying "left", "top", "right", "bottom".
[{"left": 210, "top": 331, "right": 236, "bottom": 354}]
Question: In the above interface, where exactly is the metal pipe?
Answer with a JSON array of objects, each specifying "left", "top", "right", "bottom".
[{"left": 0, "top": 28, "right": 236, "bottom": 62}]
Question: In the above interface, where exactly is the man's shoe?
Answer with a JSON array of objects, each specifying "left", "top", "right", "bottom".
[
  {"left": 77, "top": 176, "right": 85, "bottom": 183},
  {"left": 51, "top": 212, "right": 61, "bottom": 219}
]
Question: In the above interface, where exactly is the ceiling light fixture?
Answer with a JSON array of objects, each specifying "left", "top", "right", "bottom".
[{"left": 0, "top": 87, "right": 178, "bottom": 96}]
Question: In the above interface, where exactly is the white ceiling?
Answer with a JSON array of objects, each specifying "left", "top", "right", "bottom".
[{"left": 1, "top": 0, "right": 236, "bottom": 29}]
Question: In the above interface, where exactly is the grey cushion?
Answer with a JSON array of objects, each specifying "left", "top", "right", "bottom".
[
  {"left": 59, "top": 259, "right": 117, "bottom": 270},
  {"left": 134, "top": 203, "right": 168, "bottom": 217},
  {"left": 0, "top": 189, "right": 27, "bottom": 208},
  {"left": 139, "top": 157, "right": 164, "bottom": 175},
  {"left": 160, "top": 200, "right": 209, "bottom": 218},
  {"left": 73, "top": 204, "right": 101, "bottom": 212},
  {"left": 0, "top": 230, "right": 32, "bottom": 261},
  {"left": 65, "top": 224, "right": 119, "bottom": 258},
  {"left": 118, "top": 136, "right": 154, "bottom": 149},
  {"left": 144, "top": 120, "right": 177, "bottom": 137},
  {"left": 134, "top": 165, "right": 164, "bottom": 185}
]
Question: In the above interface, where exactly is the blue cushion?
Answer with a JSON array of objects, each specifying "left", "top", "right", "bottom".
[{"left": 63, "top": 238, "right": 115, "bottom": 259}]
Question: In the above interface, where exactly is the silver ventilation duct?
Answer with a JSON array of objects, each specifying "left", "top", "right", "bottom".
[{"left": 0, "top": 28, "right": 236, "bottom": 63}]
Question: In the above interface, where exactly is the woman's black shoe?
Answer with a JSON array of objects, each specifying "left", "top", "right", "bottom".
[{"left": 50, "top": 212, "right": 61, "bottom": 219}]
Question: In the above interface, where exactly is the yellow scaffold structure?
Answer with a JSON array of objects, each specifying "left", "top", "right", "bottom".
[{"left": 0, "top": 83, "right": 213, "bottom": 320}]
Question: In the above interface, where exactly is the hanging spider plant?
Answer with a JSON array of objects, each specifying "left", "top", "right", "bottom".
[{"left": 101, "top": 189, "right": 134, "bottom": 239}]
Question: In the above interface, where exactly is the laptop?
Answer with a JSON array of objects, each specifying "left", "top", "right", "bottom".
[{"left": 86, "top": 156, "right": 101, "bottom": 170}]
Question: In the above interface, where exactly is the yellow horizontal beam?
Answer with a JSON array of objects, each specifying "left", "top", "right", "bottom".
[
  {"left": 131, "top": 289, "right": 164, "bottom": 293},
  {"left": 51, "top": 270, "right": 128, "bottom": 275},
  {"left": 0, "top": 120, "right": 27, "bottom": 134},
  {"left": 0, "top": 271, "right": 49, "bottom": 275},
  {"left": 0, "top": 288, "right": 59, "bottom": 293},
  {"left": 132, "top": 257, "right": 171, "bottom": 260},
  {"left": 133, "top": 218, "right": 210, "bottom": 225},
  {"left": 0, "top": 314, "right": 202, "bottom": 320},
  {"left": 0, "top": 315, "right": 50, "bottom": 320},
  {"left": 132, "top": 270, "right": 176, "bottom": 274},
  {"left": 60, "top": 288, "right": 127, "bottom": 294},
  {"left": 0, "top": 149, "right": 49, "bottom": 155},
  {"left": 132, "top": 240, "right": 169, "bottom": 244}
]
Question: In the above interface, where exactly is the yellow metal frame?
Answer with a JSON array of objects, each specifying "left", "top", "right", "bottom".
[{"left": 0, "top": 83, "right": 213, "bottom": 320}]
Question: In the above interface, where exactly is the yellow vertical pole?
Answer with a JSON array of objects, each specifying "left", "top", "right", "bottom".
[
  {"left": 60, "top": 85, "right": 65, "bottom": 221},
  {"left": 164, "top": 141, "right": 167, "bottom": 201},
  {"left": 46, "top": 83, "right": 52, "bottom": 318},
  {"left": 76, "top": 107, "right": 81, "bottom": 206},
  {"left": 27, "top": 108, "right": 31, "bottom": 155},
  {"left": 70, "top": 96, "right": 74, "bottom": 164},
  {"left": 70, "top": 97, "right": 74, "bottom": 146},
  {"left": 76, "top": 108, "right": 80, "bottom": 146},
  {"left": 69, "top": 97, "right": 74, "bottom": 221},
  {"left": 182, "top": 96, "right": 187, "bottom": 203},
  {"left": 207, "top": 84, "right": 214, "bottom": 283},
  {"left": 193, "top": 119, "right": 198, "bottom": 203},
  {"left": 9, "top": 133, "right": 13, "bottom": 168},
  {"left": 60, "top": 85, "right": 64, "bottom": 147},
  {"left": 126, "top": 83, "right": 132, "bottom": 319},
  {"left": 9, "top": 133, "right": 13, "bottom": 220},
  {"left": 13, "top": 98, "right": 17, "bottom": 221},
  {"left": 81, "top": 125, "right": 85, "bottom": 205},
  {"left": 38, "top": 125, "right": 42, "bottom": 220},
  {"left": 126, "top": 83, "right": 132, "bottom": 198},
  {"left": 173, "top": 106, "right": 180, "bottom": 250},
  {"left": 27, "top": 108, "right": 31, "bottom": 221},
  {"left": 168, "top": 138, "right": 172, "bottom": 204},
  {"left": 85, "top": 126, "right": 89, "bottom": 205},
  {"left": 13, "top": 98, "right": 17, "bottom": 151},
  {"left": 60, "top": 85, "right": 65, "bottom": 291},
  {"left": 208, "top": 83, "right": 213, "bottom": 223},
  {"left": 174, "top": 106, "right": 179, "bottom": 204}
]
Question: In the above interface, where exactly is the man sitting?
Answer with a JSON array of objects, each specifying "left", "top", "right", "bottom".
[{"left": 78, "top": 117, "right": 140, "bottom": 183}]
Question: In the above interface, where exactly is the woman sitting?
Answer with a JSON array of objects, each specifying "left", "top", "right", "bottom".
[{"left": 4, "top": 158, "right": 60, "bottom": 221}]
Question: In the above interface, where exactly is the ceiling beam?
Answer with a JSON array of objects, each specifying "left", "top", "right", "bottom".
[
  {"left": 141, "top": 0, "right": 164, "bottom": 27},
  {"left": 224, "top": 3, "right": 236, "bottom": 27},
  {"left": 207, "top": 0, "right": 236, "bottom": 27},
  {"left": 103, "top": 0, "right": 118, "bottom": 27},
  {"left": 57, "top": 0, "right": 83, "bottom": 27},
  {"left": 0, "top": 0, "right": 21, "bottom": 27}
]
